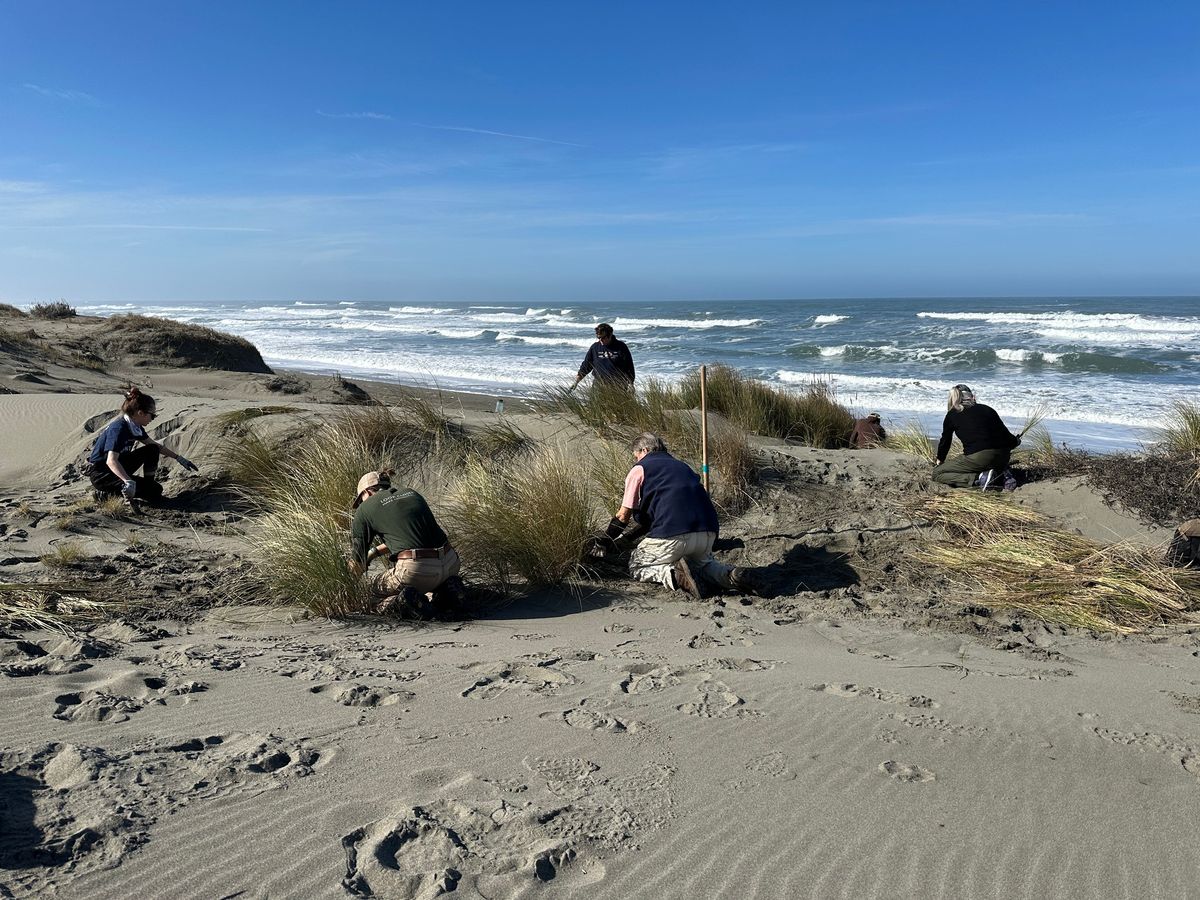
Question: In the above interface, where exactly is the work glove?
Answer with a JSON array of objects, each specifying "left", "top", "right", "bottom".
[
  {"left": 122, "top": 479, "right": 138, "bottom": 499},
  {"left": 176, "top": 455, "right": 199, "bottom": 472}
]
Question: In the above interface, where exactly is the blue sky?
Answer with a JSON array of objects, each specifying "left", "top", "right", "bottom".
[{"left": 2, "top": 1, "right": 1198, "bottom": 302}]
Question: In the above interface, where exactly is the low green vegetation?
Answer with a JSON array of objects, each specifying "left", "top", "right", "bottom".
[
  {"left": 918, "top": 492, "right": 1200, "bottom": 633},
  {"left": 447, "top": 445, "right": 597, "bottom": 591},
  {"left": 1161, "top": 400, "right": 1200, "bottom": 458}
]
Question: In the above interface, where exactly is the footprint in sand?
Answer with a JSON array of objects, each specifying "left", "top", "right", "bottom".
[
  {"left": 52, "top": 674, "right": 207, "bottom": 723},
  {"left": 678, "top": 675, "right": 762, "bottom": 720},
  {"left": 811, "top": 683, "right": 939, "bottom": 709},
  {"left": 878, "top": 760, "right": 936, "bottom": 783},
  {"left": 332, "top": 684, "right": 415, "bottom": 708},
  {"left": 745, "top": 750, "right": 797, "bottom": 780},
  {"left": 460, "top": 658, "right": 577, "bottom": 700}
]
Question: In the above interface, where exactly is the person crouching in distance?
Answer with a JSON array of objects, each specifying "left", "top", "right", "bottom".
[
  {"left": 932, "top": 384, "right": 1020, "bottom": 491},
  {"left": 348, "top": 469, "right": 469, "bottom": 619},
  {"left": 86, "top": 386, "right": 198, "bottom": 509},
  {"left": 614, "top": 432, "right": 763, "bottom": 599}
]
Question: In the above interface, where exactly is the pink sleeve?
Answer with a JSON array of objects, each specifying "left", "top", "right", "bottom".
[{"left": 621, "top": 465, "right": 645, "bottom": 509}]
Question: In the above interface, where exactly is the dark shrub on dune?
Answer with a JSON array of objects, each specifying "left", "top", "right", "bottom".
[
  {"left": 30, "top": 300, "right": 76, "bottom": 318},
  {"left": 97, "top": 314, "right": 272, "bottom": 373}
]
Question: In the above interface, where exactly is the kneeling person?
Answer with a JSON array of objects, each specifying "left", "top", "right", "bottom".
[
  {"left": 350, "top": 470, "right": 466, "bottom": 617},
  {"left": 617, "top": 433, "right": 758, "bottom": 598}
]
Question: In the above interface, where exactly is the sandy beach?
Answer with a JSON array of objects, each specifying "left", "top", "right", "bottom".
[{"left": 3, "top": 315, "right": 1200, "bottom": 900}]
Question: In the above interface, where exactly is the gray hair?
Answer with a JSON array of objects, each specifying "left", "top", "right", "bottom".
[
  {"left": 948, "top": 384, "right": 976, "bottom": 412},
  {"left": 630, "top": 432, "right": 666, "bottom": 455}
]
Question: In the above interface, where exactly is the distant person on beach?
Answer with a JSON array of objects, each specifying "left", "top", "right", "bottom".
[
  {"left": 86, "top": 387, "right": 198, "bottom": 507},
  {"left": 932, "top": 384, "right": 1020, "bottom": 490},
  {"left": 349, "top": 469, "right": 468, "bottom": 618},
  {"left": 614, "top": 432, "right": 761, "bottom": 598},
  {"left": 575, "top": 322, "right": 635, "bottom": 387},
  {"left": 850, "top": 412, "right": 887, "bottom": 449}
]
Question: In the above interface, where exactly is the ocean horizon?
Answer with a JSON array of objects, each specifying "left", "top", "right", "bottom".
[{"left": 77, "top": 295, "right": 1200, "bottom": 452}]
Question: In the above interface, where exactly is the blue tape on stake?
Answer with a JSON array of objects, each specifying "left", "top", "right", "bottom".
[{"left": 701, "top": 465, "right": 709, "bottom": 472}]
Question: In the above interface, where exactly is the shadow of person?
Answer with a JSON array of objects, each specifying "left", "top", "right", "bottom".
[
  {"left": 754, "top": 543, "right": 860, "bottom": 598},
  {"left": 0, "top": 771, "right": 45, "bottom": 869}
]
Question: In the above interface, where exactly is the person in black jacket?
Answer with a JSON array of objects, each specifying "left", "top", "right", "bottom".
[
  {"left": 932, "top": 384, "right": 1020, "bottom": 489},
  {"left": 575, "top": 323, "right": 635, "bottom": 387}
]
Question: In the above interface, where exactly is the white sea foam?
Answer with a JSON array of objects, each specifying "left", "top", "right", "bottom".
[
  {"left": 388, "top": 305, "right": 446, "bottom": 314},
  {"left": 918, "top": 310, "right": 1200, "bottom": 338},
  {"left": 496, "top": 333, "right": 595, "bottom": 349},
  {"left": 473, "top": 313, "right": 535, "bottom": 324},
  {"left": 611, "top": 316, "right": 763, "bottom": 330},
  {"left": 813, "top": 314, "right": 849, "bottom": 325},
  {"left": 818, "top": 345, "right": 847, "bottom": 357}
]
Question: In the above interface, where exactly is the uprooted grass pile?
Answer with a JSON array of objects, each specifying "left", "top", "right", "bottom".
[
  {"left": 917, "top": 492, "right": 1200, "bottom": 634},
  {"left": 222, "top": 398, "right": 595, "bottom": 614},
  {"left": 0, "top": 583, "right": 117, "bottom": 633}
]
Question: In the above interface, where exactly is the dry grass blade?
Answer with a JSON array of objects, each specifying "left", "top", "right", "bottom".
[
  {"left": 885, "top": 420, "right": 937, "bottom": 462},
  {"left": 0, "top": 582, "right": 116, "bottom": 633},
  {"left": 916, "top": 493, "right": 1200, "bottom": 633}
]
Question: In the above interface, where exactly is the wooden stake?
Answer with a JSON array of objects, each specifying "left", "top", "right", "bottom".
[{"left": 700, "top": 364, "right": 710, "bottom": 492}]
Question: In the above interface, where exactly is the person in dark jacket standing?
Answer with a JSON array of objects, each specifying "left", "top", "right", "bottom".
[
  {"left": 614, "top": 433, "right": 760, "bottom": 598},
  {"left": 575, "top": 323, "right": 635, "bottom": 387},
  {"left": 932, "top": 384, "right": 1020, "bottom": 489}
]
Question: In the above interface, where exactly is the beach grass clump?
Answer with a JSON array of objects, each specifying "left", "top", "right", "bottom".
[
  {"left": 885, "top": 420, "right": 938, "bottom": 462},
  {"left": 41, "top": 543, "right": 86, "bottom": 569},
  {"left": 677, "top": 365, "right": 856, "bottom": 446},
  {"left": 30, "top": 300, "right": 76, "bottom": 319},
  {"left": 470, "top": 419, "right": 536, "bottom": 462},
  {"left": 1160, "top": 400, "right": 1200, "bottom": 457},
  {"left": 0, "top": 303, "right": 27, "bottom": 318},
  {"left": 447, "top": 444, "right": 596, "bottom": 593},
  {"left": 917, "top": 492, "right": 1200, "bottom": 633}
]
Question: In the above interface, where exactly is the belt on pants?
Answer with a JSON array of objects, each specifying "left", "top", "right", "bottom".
[{"left": 390, "top": 543, "right": 452, "bottom": 562}]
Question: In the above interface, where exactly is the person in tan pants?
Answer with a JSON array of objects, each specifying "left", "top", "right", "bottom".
[{"left": 349, "top": 470, "right": 467, "bottom": 618}]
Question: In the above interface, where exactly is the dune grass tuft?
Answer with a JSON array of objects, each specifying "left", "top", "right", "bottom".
[
  {"left": 917, "top": 492, "right": 1200, "bottom": 633},
  {"left": 1161, "top": 400, "right": 1200, "bottom": 457},
  {"left": 41, "top": 543, "right": 86, "bottom": 569},
  {"left": 447, "top": 444, "right": 597, "bottom": 593},
  {"left": 30, "top": 300, "right": 76, "bottom": 318},
  {"left": 885, "top": 420, "right": 937, "bottom": 462}
]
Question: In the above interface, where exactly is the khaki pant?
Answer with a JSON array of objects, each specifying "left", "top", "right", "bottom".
[
  {"left": 629, "top": 531, "right": 732, "bottom": 590},
  {"left": 932, "top": 448, "right": 1011, "bottom": 489},
  {"left": 376, "top": 547, "right": 460, "bottom": 595}
]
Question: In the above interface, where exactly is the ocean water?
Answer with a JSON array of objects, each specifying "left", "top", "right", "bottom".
[{"left": 78, "top": 297, "right": 1200, "bottom": 451}]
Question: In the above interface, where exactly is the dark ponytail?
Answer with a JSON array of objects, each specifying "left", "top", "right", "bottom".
[{"left": 120, "top": 385, "right": 156, "bottom": 415}]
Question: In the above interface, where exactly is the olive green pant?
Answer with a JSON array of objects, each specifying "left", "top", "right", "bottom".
[{"left": 932, "top": 449, "right": 1011, "bottom": 489}]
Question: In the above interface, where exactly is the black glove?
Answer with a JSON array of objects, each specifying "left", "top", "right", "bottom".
[{"left": 176, "top": 455, "right": 199, "bottom": 472}]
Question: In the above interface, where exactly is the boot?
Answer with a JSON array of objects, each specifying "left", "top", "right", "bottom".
[
  {"left": 671, "top": 558, "right": 704, "bottom": 599},
  {"left": 729, "top": 566, "right": 765, "bottom": 597}
]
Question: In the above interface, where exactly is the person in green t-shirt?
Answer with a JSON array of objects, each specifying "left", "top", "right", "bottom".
[{"left": 349, "top": 469, "right": 467, "bottom": 618}]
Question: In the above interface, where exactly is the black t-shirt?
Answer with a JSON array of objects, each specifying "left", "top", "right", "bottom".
[
  {"left": 937, "top": 404, "right": 1020, "bottom": 460},
  {"left": 350, "top": 486, "right": 448, "bottom": 567}
]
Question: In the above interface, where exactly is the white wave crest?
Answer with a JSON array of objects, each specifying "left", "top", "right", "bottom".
[
  {"left": 818, "top": 345, "right": 847, "bottom": 357},
  {"left": 813, "top": 314, "right": 849, "bottom": 325},
  {"left": 388, "top": 305, "right": 446, "bottom": 314},
  {"left": 496, "top": 332, "right": 595, "bottom": 349},
  {"left": 611, "top": 316, "right": 763, "bottom": 330}
]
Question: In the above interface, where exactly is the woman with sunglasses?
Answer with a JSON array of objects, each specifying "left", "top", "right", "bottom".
[{"left": 87, "top": 386, "right": 197, "bottom": 505}]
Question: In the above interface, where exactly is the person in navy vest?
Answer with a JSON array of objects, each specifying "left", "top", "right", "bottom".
[
  {"left": 613, "top": 432, "right": 760, "bottom": 598},
  {"left": 87, "top": 386, "right": 198, "bottom": 507},
  {"left": 575, "top": 323, "right": 635, "bottom": 387}
]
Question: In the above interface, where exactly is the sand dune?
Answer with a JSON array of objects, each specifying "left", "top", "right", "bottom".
[{"left": 2, "top": 338, "right": 1198, "bottom": 899}]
